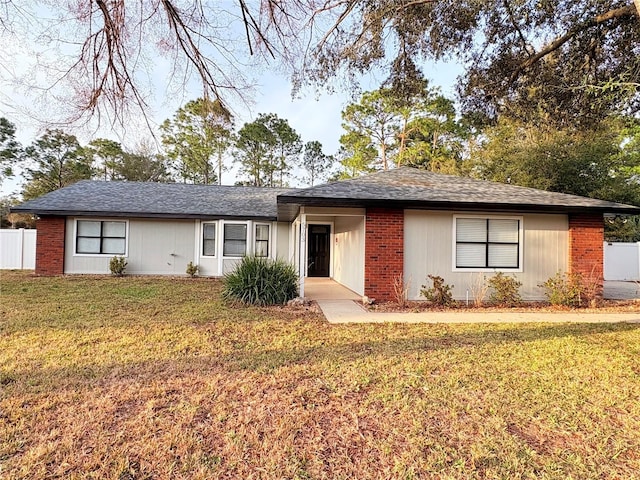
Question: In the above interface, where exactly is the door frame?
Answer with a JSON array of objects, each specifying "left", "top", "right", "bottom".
[{"left": 305, "top": 221, "right": 334, "bottom": 278}]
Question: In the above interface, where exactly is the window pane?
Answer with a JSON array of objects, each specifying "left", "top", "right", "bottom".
[
  {"left": 456, "top": 218, "right": 486, "bottom": 242},
  {"left": 102, "top": 221, "right": 126, "bottom": 238},
  {"left": 488, "top": 244, "right": 518, "bottom": 268},
  {"left": 77, "top": 237, "right": 101, "bottom": 253},
  {"left": 224, "top": 224, "right": 247, "bottom": 241},
  {"left": 203, "top": 223, "right": 216, "bottom": 240},
  {"left": 255, "top": 240, "right": 268, "bottom": 257},
  {"left": 256, "top": 224, "right": 269, "bottom": 241},
  {"left": 224, "top": 240, "right": 246, "bottom": 256},
  {"left": 489, "top": 219, "right": 519, "bottom": 243},
  {"left": 77, "top": 220, "right": 101, "bottom": 237},
  {"left": 456, "top": 243, "right": 486, "bottom": 268},
  {"left": 102, "top": 238, "right": 126, "bottom": 254},
  {"left": 203, "top": 239, "right": 216, "bottom": 256}
]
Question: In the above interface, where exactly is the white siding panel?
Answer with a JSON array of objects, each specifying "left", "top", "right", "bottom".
[
  {"left": 65, "top": 218, "right": 197, "bottom": 275},
  {"left": 404, "top": 211, "right": 568, "bottom": 301},
  {"left": 333, "top": 216, "right": 365, "bottom": 295},
  {"left": 276, "top": 222, "right": 291, "bottom": 262}
]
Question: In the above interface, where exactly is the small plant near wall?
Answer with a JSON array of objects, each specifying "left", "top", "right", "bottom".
[
  {"left": 186, "top": 262, "right": 199, "bottom": 277},
  {"left": 222, "top": 256, "right": 298, "bottom": 306},
  {"left": 420, "top": 275, "right": 454, "bottom": 306},
  {"left": 488, "top": 272, "right": 522, "bottom": 306},
  {"left": 109, "top": 256, "right": 127, "bottom": 276},
  {"left": 540, "top": 271, "right": 598, "bottom": 307},
  {"left": 392, "top": 274, "right": 411, "bottom": 307},
  {"left": 469, "top": 273, "right": 489, "bottom": 307}
]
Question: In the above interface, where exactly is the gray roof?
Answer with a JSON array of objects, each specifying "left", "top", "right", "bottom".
[
  {"left": 12, "top": 180, "right": 292, "bottom": 220},
  {"left": 277, "top": 167, "right": 640, "bottom": 219},
  {"left": 12, "top": 168, "right": 640, "bottom": 221}
]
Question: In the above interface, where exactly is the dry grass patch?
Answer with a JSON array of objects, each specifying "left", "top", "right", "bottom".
[{"left": 1, "top": 271, "right": 640, "bottom": 479}]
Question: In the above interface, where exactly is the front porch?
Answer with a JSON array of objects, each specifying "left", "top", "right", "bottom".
[{"left": 303, "top": 277, "right": 361, "bottom": 300}]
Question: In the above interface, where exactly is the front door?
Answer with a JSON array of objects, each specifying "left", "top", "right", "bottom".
[{"left": 307, "top": 224, "right": 330, "bottom": 277}]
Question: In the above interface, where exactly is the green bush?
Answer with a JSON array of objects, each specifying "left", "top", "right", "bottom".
[
  {"left": 186, "top": 261, "right": 198, "bottom": 277},
  {"left": 420, "top": 274, "right": 454, "bottom": 306},
  {"left": 488, "top": 272, "right": 522, "bottom": 306},
  {"left": 222, "top": 256, "right": 298, "bottom": 306},
  {"left": 540, "top": 271, "right": 587, "bottom": 307},
  {"left": 109, "top": 256, "right": 127, "bottom": 276}
]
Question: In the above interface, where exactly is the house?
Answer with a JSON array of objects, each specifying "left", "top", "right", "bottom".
[{"left": 12, "top": 167, "right": 640, "bottom": 301}]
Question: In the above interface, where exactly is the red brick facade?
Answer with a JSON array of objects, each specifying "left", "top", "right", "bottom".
[
  {"left": 35, "top": 216, "right": 66, "bottom": 275},
  {"left": 364, "top": 208, "right": 404, "bottom": 301},
  {"left": 568, "top": 213, "right": 604, "bottom": 296}
]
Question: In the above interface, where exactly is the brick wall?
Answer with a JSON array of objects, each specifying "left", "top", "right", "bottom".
[
  {"left": 568, "top": 213, "right": 603, "bottom": 296},
  {"left": 35, "top": 216, "right": 66, "bottom": 275},
  {"left": 364, "top": 208, "right": 404, "bottom": 301}
]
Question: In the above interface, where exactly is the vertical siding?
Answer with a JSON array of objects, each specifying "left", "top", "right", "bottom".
[
  {"left": 404, "top": 210, "right": 568, "bottom": 301},
  {"left": 276, "top": 222, "right": 291, "bottom": 262},
  {"left": 333, "top": 216, "right": 365, "bottom": 295},
  {"left": 65, "top": 218, "right": 197, "bottom": 275}
]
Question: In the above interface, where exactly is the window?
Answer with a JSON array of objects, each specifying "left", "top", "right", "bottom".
[
  {"left": 76, "top": 220, "right": 126, "bottom": 255},
  {"left": 455, "top": 217, "right": 520, "bottom": 269},
  {"left": 223, "top": 223, "right": 247, "bottom": 256},
  {"left": 255, "top": 224, "right": 270, "bottom": 257},
  {"left": 202, "top": 223, "right": 216, "bottom": 256}
]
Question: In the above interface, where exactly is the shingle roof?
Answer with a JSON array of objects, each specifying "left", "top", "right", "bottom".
[
  {"left": 12, "top": 168, "right": 640, "bottom": 221},
  {"left": 12, "top": 180, "right": 291, "bottom": 220},
  {"left": 277, "top": 167, "right": 640, "bottom": 219}
]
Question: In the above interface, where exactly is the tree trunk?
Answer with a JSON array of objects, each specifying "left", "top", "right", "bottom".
[{"left": 634, "top": 0, "right": 640, "bottom": 17}]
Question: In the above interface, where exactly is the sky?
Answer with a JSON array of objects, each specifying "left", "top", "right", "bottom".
[{"left": 0, "top": 3, "right": 464, "bottom": 197}]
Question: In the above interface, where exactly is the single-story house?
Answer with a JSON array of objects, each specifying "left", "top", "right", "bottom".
[{"left": 12, "top": 167, "right": 640, "bottom": 301}]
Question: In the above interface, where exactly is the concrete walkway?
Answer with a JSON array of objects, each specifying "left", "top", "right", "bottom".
[{"left": 307, "top": 278, "right": 640, "bottom": 324}]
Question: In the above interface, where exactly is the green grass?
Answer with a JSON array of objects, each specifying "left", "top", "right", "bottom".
[{"left": 1, "top": 270, "right": 639, "bottom": 479}]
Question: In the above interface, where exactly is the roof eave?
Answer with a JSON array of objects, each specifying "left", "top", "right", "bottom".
[
  {"left": 9, "top": 207, "right": 278, "bottom": 221},
  {"left": 276, "top": 195, "right": 640, "bottom": 215}
]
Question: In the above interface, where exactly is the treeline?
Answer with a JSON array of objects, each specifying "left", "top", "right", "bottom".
[{"left": 2, "top": 80, "right": 640, "bottom": 239}]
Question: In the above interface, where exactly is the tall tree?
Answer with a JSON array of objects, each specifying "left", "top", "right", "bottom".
[
  {"left": 335, "top": 131, "right": 378, "bottom": 179},
  {"left": 22, "top": 130, "right": 94, "bottom": 200},
  {"left": 88, "top": 139, "right": 126, "bottom": 181},
  {"left": 301, "top": 141, "right": 334, "bottom": 186},
  {"left": 339, "top": 84, "right": 465, "bottom": 174},
  {"left": 234, "top": 113, "right": 300, "bottom": 187},
  {"left": 161, "top": 98, "right": 233, "bottom": 185},
  {"left": 0, "top": 117, "right": 20, "bottom": 183}
]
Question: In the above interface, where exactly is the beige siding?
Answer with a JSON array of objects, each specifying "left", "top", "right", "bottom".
[
  {"left": 65, "top": 218, "right": 197, "bottom": 275},
  {"left": 333, "top": 216, "right": 365, "bottom": 295},
  {"left": 276, "top": 222, "right": 291, "bottom": 262},
  {"left": 404, "top": 210, "right": 568, "bottom": 301}
]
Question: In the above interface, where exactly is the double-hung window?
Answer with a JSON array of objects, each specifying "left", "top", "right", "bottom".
[
  {"left": 76, "top": 220, "right": 127, "bottom": 255},
  {"left": 202, "top": 223, "right": 216, "bottom": 257},
  {"left": 455, "top": 217, "right": 521, "bottom": 269},
  {"left": 223, "top": 224, "right": 247, "bottom": 257},
  {"left": 254, "top": 224, "right": 270, "bottom": 257}
]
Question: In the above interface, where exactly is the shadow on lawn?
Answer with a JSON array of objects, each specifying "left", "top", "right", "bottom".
[{"left": 6, "top": 321, "right": 640, "bottom": 392}]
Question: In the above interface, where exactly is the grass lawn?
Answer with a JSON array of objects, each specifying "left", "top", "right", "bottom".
[{"left": 1, "top": 271, "right": 639, "bottom": 480}]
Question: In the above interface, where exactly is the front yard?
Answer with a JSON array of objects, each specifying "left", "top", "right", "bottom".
[{"left": 1, "top": 271, "right": 639, "bottom": 479}]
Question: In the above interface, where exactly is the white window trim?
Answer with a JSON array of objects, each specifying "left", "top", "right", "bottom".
[
  {"left": 73, "top": 218, "right": 129, "bottom": 257},
  {"left": 451, "top": 214, "right": 524, "bottom": 273},
  {"left": 221, "top": 220, "right": 250, "bottom": 258},
  {"left": 200, "top": 221, "right": 218, "bottom": 258}
]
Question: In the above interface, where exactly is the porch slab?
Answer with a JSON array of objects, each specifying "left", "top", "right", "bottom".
[{"left": 303, "top": 278, "right": 361, "bottom": 300}]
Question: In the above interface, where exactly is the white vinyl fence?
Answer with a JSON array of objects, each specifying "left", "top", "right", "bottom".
[
  {"left": 604, "top": 242, "right": 640, "bottom": 281},
  {"left": 0, "top": 229, "right": 37, "bottom": 270}
]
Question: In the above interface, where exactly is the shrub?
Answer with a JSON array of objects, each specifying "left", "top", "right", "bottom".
[
  {"left": 222, "top": 256, "right": 298, "bottom": 306},
  {"left": 109, "top": 256, "right": 127, "bottom": 276},
  {"left": 468, "top": 273, "right": 489, "bottom": 307},
  {"left": 186, "top": 261, "right": 198, "bottom": 277},
  {"left": 540, "top": 271, "right": 596, "bottom": 307},
  {"left": 392, "top": 274, "right": 410, "bottom": 307},
  {"left": 420, "top": 275, "right": 454, "bottom": 306},
  {"left": 488, "top": 272, "right": 522, "bottom": 306}
]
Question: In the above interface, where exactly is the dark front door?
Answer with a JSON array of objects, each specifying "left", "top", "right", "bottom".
[{"left": 307, "top": 224, "right": 330, "bottom": 277}]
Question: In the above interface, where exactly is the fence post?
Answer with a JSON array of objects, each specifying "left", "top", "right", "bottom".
[{"left": 19, "top": 228, "right": 24, "bottom": 269}]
